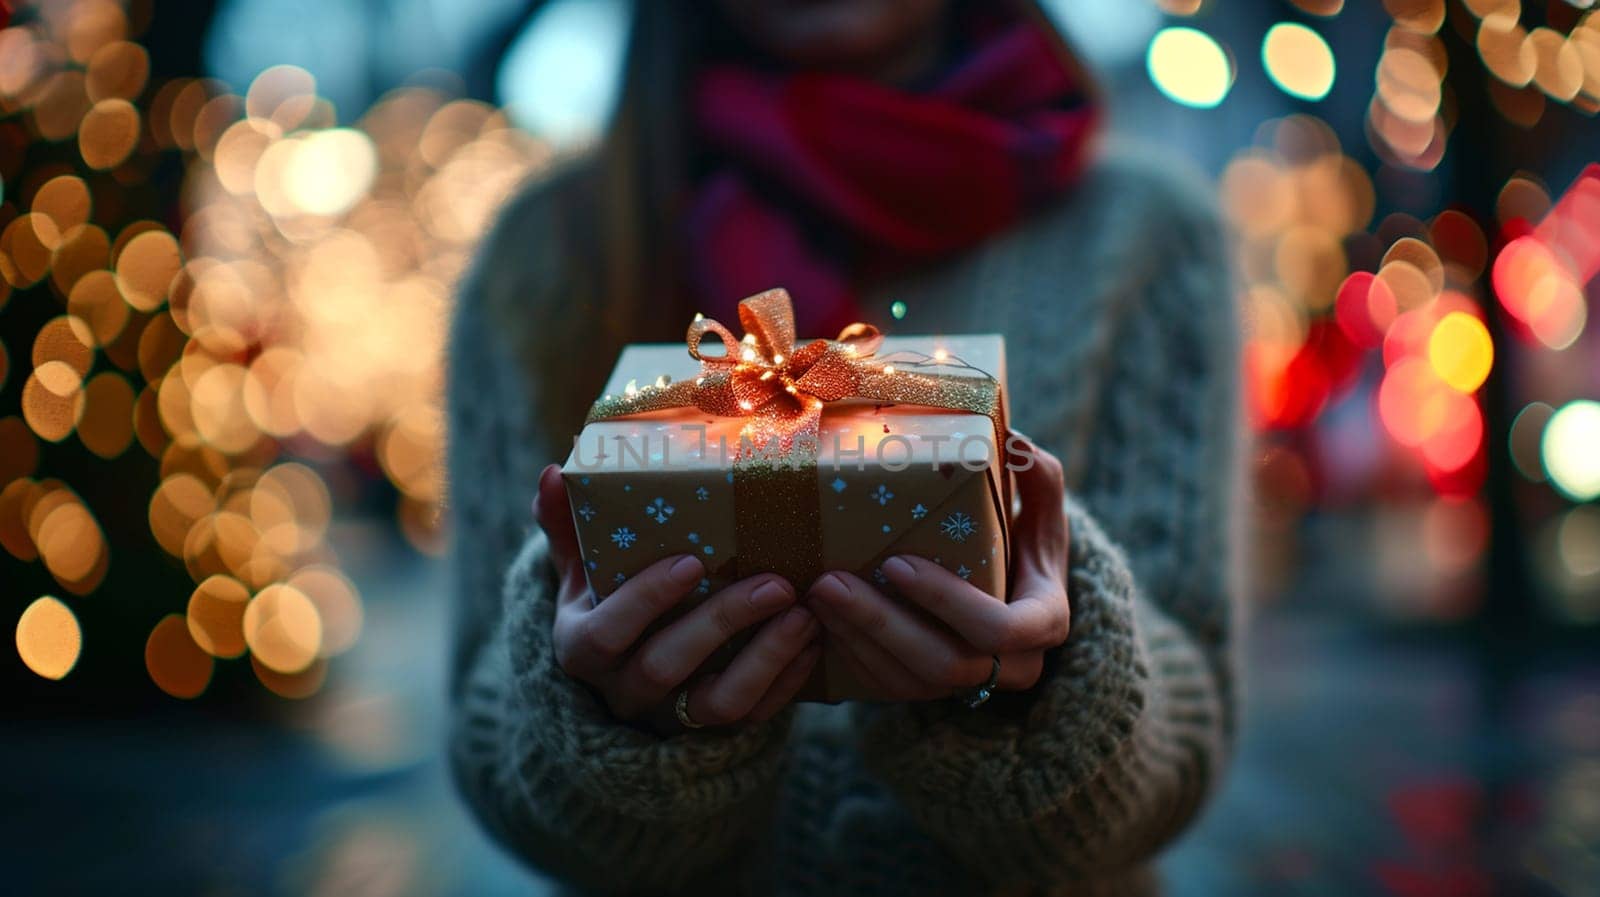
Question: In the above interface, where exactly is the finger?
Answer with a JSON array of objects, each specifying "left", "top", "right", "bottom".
[
  {"left": 618, "top": 575, "right": 794, "bottom": 710},
  {"left": 810, "top": 598, "right": 929, "bottom": 699},
  {"left": 808, "top": 573, "right": 991, "bottom": 691},
  {"left": 564, "top": 554, "right": 704, "bottom": 672},
  {"left": 1008, "top": 434, "right": 1070, "bottom": 579},
  {"left": 746, "top": 642, "right": 823, "bottom": 722},
  {"left": 690, "top": 607, "right": 818, "bottom": 725},
  {"left": 534, "top": 464, "right": 583, "bottom": 578},
  {"left": 882, "top": 556, "right": 1067, "bottom": 654},
  {"left": 995, "top": 650, "right": 1045, "bottom": 691}
]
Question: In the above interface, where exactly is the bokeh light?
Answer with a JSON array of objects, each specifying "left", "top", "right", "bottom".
[
  {"left": 2, "top": 5, "right": 550, "bottom": 696},
  {"left": 15, "top": 596, "right": 82, "bottom": 681},
  {"left": 243, "top": 582, "right": 323, "bottom": 674},
  {"left": 1543, "top": 401, "right": 1600, "bottom": 502},
  {"left": 1262, "top": 23, "right": 1336, "bottom": 101},
  {"left": 1147, "top": 27, "right": 1233, "bottom": 108},
  {"left": 1427, "top": 312, "right": 1493, "bottom": 394},
  {"left": 145, "top": 613, "right": 213, "bottom": 699}
]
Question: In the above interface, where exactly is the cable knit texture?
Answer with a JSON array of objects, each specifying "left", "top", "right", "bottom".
[{"left": 447, "top": 144, "right": 1243, "bottom": 896}]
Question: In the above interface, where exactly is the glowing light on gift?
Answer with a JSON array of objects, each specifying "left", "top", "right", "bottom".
[
  {"left": 1543, "top": 400, "right": 1600, "bottom": 502},
  {"left": 1146, "top": 27, "right": 1233, "bottom": 108},
  {"left": 1262, "top": 23, "right": 1336, "bottom": 101},
  {"left": 15, "top": 596, "right": 82, "bottom": 681}
]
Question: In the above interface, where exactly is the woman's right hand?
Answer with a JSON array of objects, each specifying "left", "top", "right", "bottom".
[{"left": 533, "top": 464, "right": 822, "bottom": 735}]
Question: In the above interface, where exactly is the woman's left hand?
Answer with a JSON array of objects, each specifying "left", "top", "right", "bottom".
[{"left": 806, "top": 435, "right": 1073, "bottom": 702}]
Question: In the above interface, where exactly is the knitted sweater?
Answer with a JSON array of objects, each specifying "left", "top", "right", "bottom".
[{"left": 446, "top": 146, "right": 1243, "bottom": 896}]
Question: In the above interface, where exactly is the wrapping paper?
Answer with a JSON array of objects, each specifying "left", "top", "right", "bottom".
[{"left": 563, "top": 333, "right": 1009, "bottom": 701}]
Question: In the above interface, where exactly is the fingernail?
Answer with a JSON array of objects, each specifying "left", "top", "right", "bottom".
[
  {"left": 751, "top": 579, "right": 793, "bottom": 610},
  {"left": 670, "top": 555, "right": 704, "bottom": 584},
  {"left": 783, "top": 606, "right": 815, "bottom": 633},
  {"left": 809, "top": 573, "right": 845, "bottom": 602},
  {"left": 882, "top": 556, "right": 914, "bottom": 579},
  {"left": 540, "top": 464, "right": 561, "bottom": 487}
]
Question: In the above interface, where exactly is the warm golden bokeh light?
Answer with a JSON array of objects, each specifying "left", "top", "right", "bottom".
[
  {"left": 1, "top": 213, "right": 62, "bottom": 287},
  {"left": 251, "top": 654, "right": 328, "bottom": 699},
  {"left": 16, "top": 596, "right": 83, "bottom": 681},
  {"left": 148, "top": 472, "right": 215, "bottom": 557},
  {"left": 78, "top": 371, "right": 137, "bottom": 458},
  {"left": 145, "top": 613, "right": 214, "bottom": 699},
  {"left": 21, "top": 360, "right": 85, "bottom": 442},
  {"left": 243, "top": 583, "right": 323, "bottom": 674},
  {"left": 185, "top": 574, "right": 251, "bottom": 658},
  {"left": 85, "top": 39, "right": 149, "bottom": 102},
  {"left": 32, "top": 315, "right": 95, "bottom": 377},
  {"left": 78, "top": 97, "right": 141, "bottom": 170},
  {"left": 1383, "top": 0, "right": 1444, "bottom": 35},
  {"left": 287, "top": 566, "right": 363, "bottom": 658},
  {"left": 1478, "top": 18, "right": 1536, "bottom": 88},
  {"left": 114, "top": 229, "right": 181, "bottom": 311},
  {"left": 1290, "top": 0, "right": 1343, "bottom": 16},
  {"left": 32, "top": 175, "right": 93, "bottom": 233},
  {"left": 1263, "top": 23, "right": 1336, "bottom": 101}
]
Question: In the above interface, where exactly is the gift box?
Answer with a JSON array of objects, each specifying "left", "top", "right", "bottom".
[{"left": 561, "top": 289, "right": 1010, "bottom": 701}]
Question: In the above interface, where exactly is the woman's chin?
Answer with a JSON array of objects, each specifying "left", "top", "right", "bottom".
[{"left": 718, "top": 0, "right": 949, "bottom": 73}]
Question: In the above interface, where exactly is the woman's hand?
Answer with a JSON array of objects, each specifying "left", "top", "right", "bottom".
[
  {"left": 534, "top": 465, "right": 822, "bottom": 734},
  {"left": 806, "top": 436, "right": 1072, "bottom": 702}
]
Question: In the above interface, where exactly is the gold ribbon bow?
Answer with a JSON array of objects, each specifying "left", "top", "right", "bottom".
[
  {"left": 679, "top": 289, "right": 884, "bottom": 455},
  {"left": 589, "top": 288, "right": 1003, "bottom": 458},
  {"left": 586, "top": 287, "right": 1008, "bottom": 589}
]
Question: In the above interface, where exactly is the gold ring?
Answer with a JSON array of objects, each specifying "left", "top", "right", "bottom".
[{"left": 675, "top": 688, "right": 705, "bottom": 729}]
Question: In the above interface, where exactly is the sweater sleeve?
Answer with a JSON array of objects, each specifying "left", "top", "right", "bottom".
[
  {"left": 852, "top": 178, "right": 1241, "bottom": 887},
  {"left": 444, "top": 191, "right": 797, "bottom": 892}
]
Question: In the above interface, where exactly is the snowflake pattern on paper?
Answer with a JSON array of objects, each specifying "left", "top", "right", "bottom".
[
  {"left": 611, "top": 527, "right": 637, "bottom": 549},
  {"left": 645, "top": 497, "right": 675, "bottom": 524},
  {"left": 695, "top": 486, "right": 710, "bottom": 501},
  {"left": 940, "top": 512, "right": 976, "bottom": 542},
  {"left": 956, "top": 564, "right": 972, "bottom": 580},
  {"left": 871, "top": 484, "right": 894, "bottom": 505},
  {"left": 911, "top": 503, "right": 927, "bottom": 519},
  {"left": 830, "top": 477, "right": 848, "bottom": 494},
  {"left": 577, "top": 503, "right": 596, "bottom": 522},
  {"left": 613, "top": 572, "right": 627, "bottom": 585}
]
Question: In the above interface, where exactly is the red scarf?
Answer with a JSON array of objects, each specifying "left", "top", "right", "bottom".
[{"left": 686, "top": 21, "right": 1100, "bottom": 336}]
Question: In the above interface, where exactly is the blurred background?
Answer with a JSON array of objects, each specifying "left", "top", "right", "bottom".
[{"left": 2, "top": 0, "right": 1598, "bottom": 894}]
